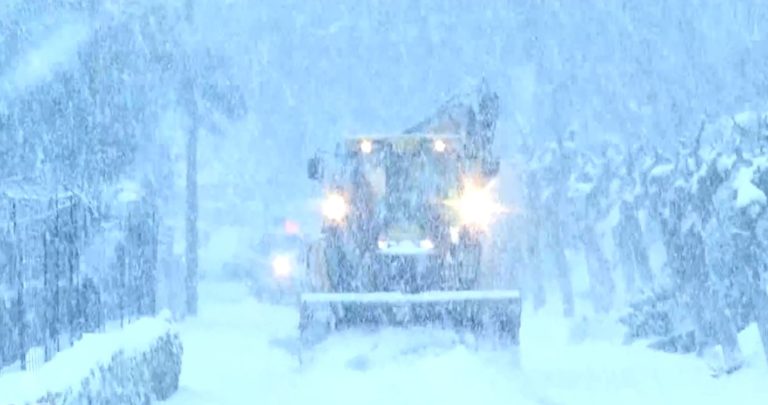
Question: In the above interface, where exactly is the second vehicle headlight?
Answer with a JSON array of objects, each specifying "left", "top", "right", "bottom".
[{"left": 271, "top": 254, "right": 293, "bottom": 279}]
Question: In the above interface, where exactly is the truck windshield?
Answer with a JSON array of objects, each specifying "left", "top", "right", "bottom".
[{"left": 357, "top": 146, "right": 459, "bottom": 223}]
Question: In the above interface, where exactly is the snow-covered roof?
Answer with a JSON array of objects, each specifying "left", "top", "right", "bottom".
[{"left": 0, "top": 178, "right": 75, "bottom": 201}]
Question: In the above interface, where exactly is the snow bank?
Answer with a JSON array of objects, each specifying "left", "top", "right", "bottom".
[
  {"left": 166, "top": 282, "right": 768, "bottom": 405},
  {"left": 0, "top": 313, "right": 182, "bottom": 405}
]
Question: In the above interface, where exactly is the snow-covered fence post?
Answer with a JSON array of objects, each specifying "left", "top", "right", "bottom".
[
  {"left": 53, "top": 198, "right": 62, "bottom": 353},
  {"left": 118, "top": 194, "right": 160, "bottom": 320},
  {"left": 116, "top": 241, "right": 127, "bottom": 328},
  {"left": 129, "top": 196, "right": 158, "bottom": 318},
  {"left": 0, "top": 299, "right": 6, "bottom": 368},
  {"left": 142, "top": 197, "right": 159, "bottom": 317},
  {"left": 125, "top": 208, "right": 135, "bottom": 321},
  {"left": 10, "top": 200, "right": 26, "bottom": 370},
  {"left": 0, "top": 205, "right": 9, "bottom": 369},
  {"left": 147, "top": 204, "right": 158, "bottom": 316},
  {"left": 125, "top": 206, "right": 136, "bottom": 320},
  {"left": 80, "top": 276, "right": 103, "bottom": 333},
  {"left": 66, "top": 196, "right": 82, "bottom": 345},
  {"left": 42, "top": 219, "right": 54, "bottom": 362}
]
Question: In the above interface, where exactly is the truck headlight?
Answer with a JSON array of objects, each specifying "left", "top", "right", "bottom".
[
  {"left": 446, "top": 179, "right": 505, "bottom": 229},
  {"left": 322, "top": 192, "right": 348, "bottom": 223},
  {"left": 433, "top": 139, "right": 447, "bottom": 153},
  {"left": 360, "top": 139, "right": 373, "bottom": 154}
]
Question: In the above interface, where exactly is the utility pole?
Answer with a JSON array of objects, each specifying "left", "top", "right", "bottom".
[
  {"left": 185, "top": 97, "right": 199, "bottom": 316},
  {"left": 184, "top": 0, "right": 199, "bottom": 316}
]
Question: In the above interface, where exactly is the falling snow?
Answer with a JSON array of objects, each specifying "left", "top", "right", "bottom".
[{"left": 1, "top": 1, "right": 768, "bottom": 404}]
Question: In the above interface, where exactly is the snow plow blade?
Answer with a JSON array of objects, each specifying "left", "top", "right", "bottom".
[{"left": 299, "top": 290, "right": 521, "bottom": 347}]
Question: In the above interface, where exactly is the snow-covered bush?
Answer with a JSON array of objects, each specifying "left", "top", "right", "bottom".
[{"left": 0, "top": 313, "right": 182, "bottom": 405}]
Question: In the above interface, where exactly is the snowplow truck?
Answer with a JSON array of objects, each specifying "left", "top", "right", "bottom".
[{"left": 300, "top": 82, "right": 522, "bottom": 347}]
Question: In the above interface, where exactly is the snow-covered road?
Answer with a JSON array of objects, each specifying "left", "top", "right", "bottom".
[{"left": 164, "top": 282, "right": 767, "bottom": 405}]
